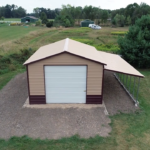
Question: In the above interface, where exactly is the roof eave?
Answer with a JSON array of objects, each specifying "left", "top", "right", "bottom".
[{"left": 23, "top": 51, "right": 107, "bottom": 66}]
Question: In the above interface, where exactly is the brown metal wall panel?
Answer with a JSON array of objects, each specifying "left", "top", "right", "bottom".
[
  {"left": 29, "top": 95, "right": 46, "bottom": 104},
  {"left": 28, "top": 52, "right": 103, "bottom": 97},
  {"left": 86, "top": 95, "right": 102, "bottom": 104}
]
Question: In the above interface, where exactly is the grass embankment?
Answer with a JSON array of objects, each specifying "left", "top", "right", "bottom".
[{"left": 1, "top": 26, "right": 150, "bottom": 149}]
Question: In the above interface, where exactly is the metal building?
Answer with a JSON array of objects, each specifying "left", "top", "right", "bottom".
[
  {"left": 24, "top": 38, "right": 144, "bottom": 105},
  {"left": 21, "top": 16, "right": 38, "bottom": 23},
  {"left": 80, "top": 20, "right": 94, "bottom": 27}
]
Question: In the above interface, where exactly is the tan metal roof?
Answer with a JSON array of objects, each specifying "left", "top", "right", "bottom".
[
  {"left": 24, "top": 38, "right": 144, "bottom": 77},
  {"left": 97, "top": 51, "right": 144, "bottom": 77},
  {"left": 24, "top": 38, "right": 106, "bottom": 65}
]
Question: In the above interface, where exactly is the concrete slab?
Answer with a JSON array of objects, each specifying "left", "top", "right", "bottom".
[{"left": 23, "top": 97, "right": 105, "bottom": 109}]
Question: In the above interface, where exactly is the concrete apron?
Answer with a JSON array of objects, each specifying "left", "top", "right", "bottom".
[{"left": 23, "top": 97, "right": 109, "bottom": 115}]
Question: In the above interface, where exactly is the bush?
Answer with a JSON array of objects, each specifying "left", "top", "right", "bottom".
[
  {"left": 35, "top": 20, "right": 41, "bottom": 26},
  {"left": 118, "top": 15, "right": 150, "bottom": 68},
  {"left": 10, "top": 23, "right": 22, "bottom": 26},
  {"left": 0, "top": 48, "right": 34, "bottom": 75},
  {"left": 10, "top": 23, "right": 17, "bottom": 26},
  {"left": 54, "top": 15, "right": 75, "bottom": 27},
  {"left": 46, "top": 21, "right": 53, "bottom": 28}
]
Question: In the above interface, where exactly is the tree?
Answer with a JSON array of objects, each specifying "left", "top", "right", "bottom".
[
  {"left": 111, "top": 18, "right": 117, "bottom": 26},
  {"left": 54, "top": 15, "right": 74, "bottom": 27},
  {"left": 101, "top": 10, "right": 109, "bottom": 23},
  {"left": 33, "top": 7, "right": 40, "bottom": 18},
  {"left": 118, "top": 15, "right": 150, "bottom": 68},
  {"left": 40, "top": 12, "right": 48, "bottom": 24},
  {"left": 11, "top": 4, "right": 17, "bottom": 17},
  {"left": 5, "top": 4, "right": 12, "bottom": 18},
  {"left": 1, "top": 16, "right": 4, "bottom": 20},
  {"left": 114, "top": 14, "right": 125, "bottom": 27},
  {"left": 126, "top": 16, "right": 131, "bottom": 25},
  {"left": 83, "top": 5, "right": 97, "bottom": 21},
  {"left": 74, "top": 6, "right": 82, "bottom": 25}
]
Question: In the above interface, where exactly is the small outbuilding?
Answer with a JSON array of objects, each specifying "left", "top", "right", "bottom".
[
  {"left": 24, "top": 38, "right": 144, "bottom": 105},
  {"left": 21, "top": 16, "right": 38, "bottom": 23},
  {"left": 80, "top": 20, "right": 94, "bottom": 27}
]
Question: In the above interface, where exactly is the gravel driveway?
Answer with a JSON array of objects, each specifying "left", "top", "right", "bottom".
[
  {"left": 0, "top": 73, "right": 111, "bottom": 139},
  {"left": 0, "top": 71, "right": 138, "bottom": 139},
  {"left": 103, "top": 71, "right": 138, "bottom": 115}
]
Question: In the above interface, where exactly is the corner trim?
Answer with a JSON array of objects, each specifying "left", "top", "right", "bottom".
[{"left": 26, "top": 65, "right": 31, "bottom": 104}]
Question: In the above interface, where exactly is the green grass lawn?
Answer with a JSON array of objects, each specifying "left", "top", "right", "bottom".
[
  {"left": 0, "top": 24, "right": 46, "bottom": 45},
  {"left": 3, "top": 18, "right": 21, "bottom": 21},
  {"left": 0, "top": 25, "right": 150, "bottom": 150}
]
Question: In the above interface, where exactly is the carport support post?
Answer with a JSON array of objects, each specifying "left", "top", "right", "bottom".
[
  {"left": 133, "top": 77, "right": 136, "bottom": 98},
  {"left": 129, "top": 76, "right": 131, "bottom": 92},
  {"left": 136, "top": 77, "right": 141, "bottom": 106},
  {"left": 126, "top": 75, "right": 128, "bottom": 87}
]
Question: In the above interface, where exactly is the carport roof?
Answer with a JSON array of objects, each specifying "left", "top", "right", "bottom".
[{"left": 24, "top": 38, "right": 144, "bottom": 77}]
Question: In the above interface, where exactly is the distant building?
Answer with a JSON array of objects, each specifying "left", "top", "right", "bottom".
[
  {"left": 21, "top": 16, "right": 38, "bottom": 23},
  {"left": 80, "top": 20, "right": 94, "bottom": 27}
]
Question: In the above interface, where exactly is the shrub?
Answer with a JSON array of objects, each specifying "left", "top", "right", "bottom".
[
  {"left": 118, "top": 15, "right": 150, "bottom": 68},
  {"left": 35, "top": 20, "right": 41, "bottom": 26},
  {"left": 9, "top": 64, "right": 16, "bottom": 71},
  {"left": 46, "top": 21, "right": 53, "bottom": 28},
  {"left": 10, "top": 23, "right": 17, "bottom": 26},
  {"left": 40, "top": 12, "right": 48, "bottom": 24},
  {"left": 0, "top": 48, "right": 34, "bottom": 75}
]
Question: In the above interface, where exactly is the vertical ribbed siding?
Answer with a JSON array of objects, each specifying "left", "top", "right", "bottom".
[{"left": 28, "top": 53, "right": 103, "bottom": 96}]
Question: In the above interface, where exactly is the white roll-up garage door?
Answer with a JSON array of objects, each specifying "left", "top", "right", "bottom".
[{"left": 44, "top": 66, "right": 87, "bottom": 103}]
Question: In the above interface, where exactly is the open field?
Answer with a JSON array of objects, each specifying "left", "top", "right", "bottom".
[
  {"left": 0, "top": 25, "right": 150, "bottom": 150},
  {"left": 0, "top": 26, "right": 129, "bottom": 55}
]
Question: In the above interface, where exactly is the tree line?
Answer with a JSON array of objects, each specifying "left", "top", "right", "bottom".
[
  {"left": 0, "top": 4, "right": 26, "bottom": 18},
  {"left": 1, "top": 2, "right": 150, "bottom": 27}
]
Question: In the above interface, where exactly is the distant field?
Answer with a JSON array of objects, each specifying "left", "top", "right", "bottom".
[
  {"left": 4, "top": 18, "right": 54, "bottom": 21},
  {"left": 4, "top": 18, "right": 21, "bottom": 21},
  {"left": 0, "top": 25, "right": 129, "bottom": 55}
]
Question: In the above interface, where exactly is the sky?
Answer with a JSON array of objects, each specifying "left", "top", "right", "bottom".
[{"left": 0, "top": 0, "right": 150, "bottom": 13}]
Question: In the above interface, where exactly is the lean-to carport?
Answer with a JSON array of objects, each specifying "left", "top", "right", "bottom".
[{"left": 97, "top": 51, "right": 144, "bottom": 106}]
